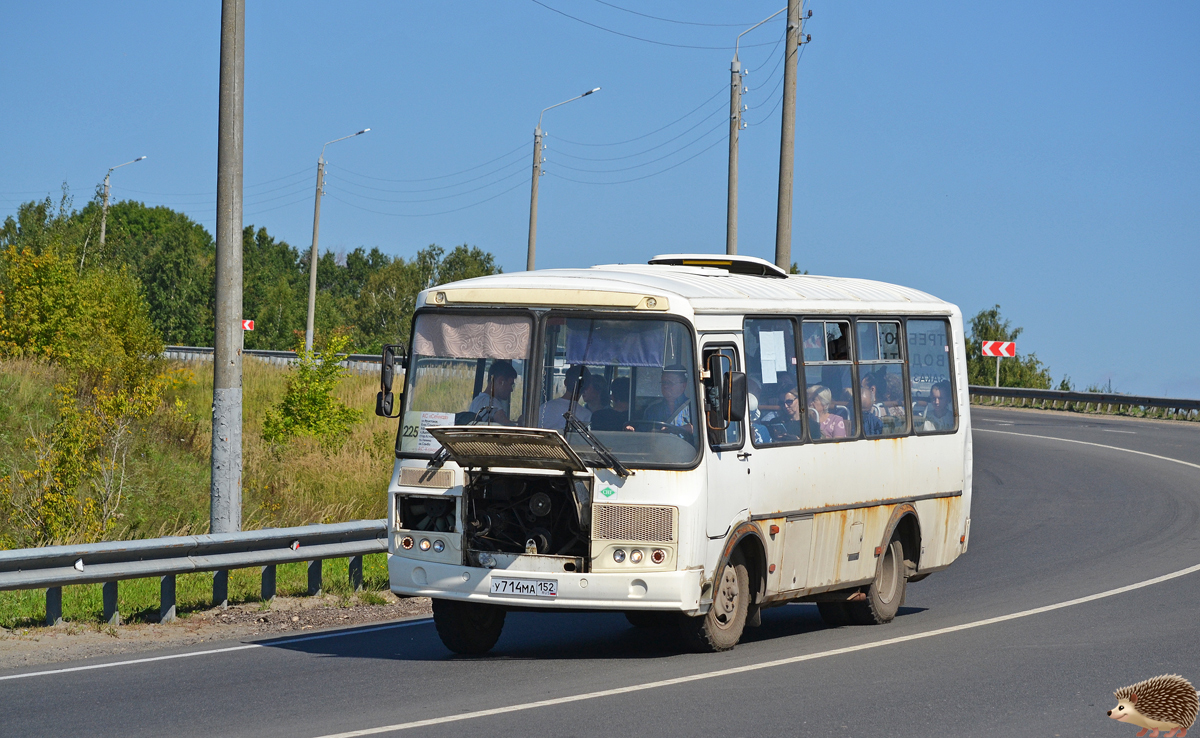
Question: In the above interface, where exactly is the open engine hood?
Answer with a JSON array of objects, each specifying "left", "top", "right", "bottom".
[{"left": 426, "top": 427, "right": 588, "bottom": 473}]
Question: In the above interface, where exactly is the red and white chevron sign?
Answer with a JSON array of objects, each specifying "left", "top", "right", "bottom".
[
  {"left": 982, "top": 341, "right": 1015, "bottom": 357},
  {"left": 242, "top": 320, "right": 255, "bottom": 331}
]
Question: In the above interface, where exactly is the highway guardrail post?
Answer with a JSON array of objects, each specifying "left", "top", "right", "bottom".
[
  {"left": 308, "top": 559, "right": 322, "bottom": 596},
  {"left": 349, "top": 555, "right": 363, "bottom": 592},
  {"left": 214, "top": 570, "right": 229, "bottom": 608},
  {"left": 160, "top": 575, "right": 176, "bottom": 623},
  {"left": 46, "top": 587, "right": 63, "bottom": 627},
  {"left": 103, "top": 581, "right": 120, "bottom": 625},
  {"left": 261, "top": 564, "right": 276, "bottom": 601}
]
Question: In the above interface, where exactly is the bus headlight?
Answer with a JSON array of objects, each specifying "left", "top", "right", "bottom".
[
  {"left": 432, "top": 539, "right": 445, "bottom": 553},
  {"left": 419, "top": 538, "right": 431, "bottom": 551},
  {"left": 613, "top": 549, "right": 626, "bottom": 563},
  {"left": 629, "top": 549, "right": 644, "bottom": 564},
  {"left": 401, "top": 536, "right": 414, "bottom": 550},
  {"left": 651, "top": 549, "right": 666, "bottom": 564}
]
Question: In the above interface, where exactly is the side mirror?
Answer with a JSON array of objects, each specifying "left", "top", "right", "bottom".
[
  {"left": 375, "top": 343, "right": 406, "bottom": 418},
  {"left": 725, "top": 371, "right": 747, "bottom": 422}
]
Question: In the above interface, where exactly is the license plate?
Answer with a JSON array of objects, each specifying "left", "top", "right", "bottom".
[{"left": 489, "top": 577, "right": 558, "bottom": 598}]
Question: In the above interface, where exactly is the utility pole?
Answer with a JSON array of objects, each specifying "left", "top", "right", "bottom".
[
  {"left": 526, "top": 127, "right": 543, "bottom": 272},
  {"left": 99, "top": 156, "right": 146, "bottom": 247},
  {"left": 212, "top": 0, "right": 244, "bottom": 545},
  {"left": 727, "top": 8, "right": 785, "bottom": 256},
  {"left": 774, "top": 0, "right": 807, "bottom": 271},
  {"left": 304, "top": 129, "right": 368, "bottom": 352},
  {"left": 305, "top": 159, "right": 325, "bottom": 353},
  {"left": 526, "top": 88, "right": 600, "bottom": 271},
  {"left": 726, "top": 59, "right": 742, "bottom": 255}
]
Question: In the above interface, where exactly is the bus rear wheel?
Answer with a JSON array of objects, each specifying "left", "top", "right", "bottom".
[
  {"left": 847, "top": 536, "right": 906, "bottom": 625},
  {"left": 432, "top": 599, "right": 506, "bottom": 655},
  {"left": 679, "top": 554, "right": 749, "bottom": 652}
]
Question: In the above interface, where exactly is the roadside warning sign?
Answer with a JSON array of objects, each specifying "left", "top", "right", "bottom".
[
  {"left": 242, "top": 320, "right": 255, "bottom": 331},
  {"left": 981, "top": 341, "right": 1015, "bottom": 357}
]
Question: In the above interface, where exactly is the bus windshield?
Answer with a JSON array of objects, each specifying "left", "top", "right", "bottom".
[
  {"left": 537, "top": 314, "right": 700, "bottom": 467},
  {"left": 399, "top": 312, "right": 532, "bottom": 454}
]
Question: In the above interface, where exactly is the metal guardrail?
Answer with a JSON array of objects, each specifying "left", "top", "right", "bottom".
[
  {"left": 968, "top": 385, "right": 1200, "bottom": 418},
  {"left": 162, "top": 346, "right": 383, "bottom": 375},
  {"left": 0, "top": 520, "right": 388, "bottom": 626}
]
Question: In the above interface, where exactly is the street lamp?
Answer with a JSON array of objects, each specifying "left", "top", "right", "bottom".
[
  {"left": 100, "top": 156, "right": 147, "bottom": 246},
  {"left": 727, "top": 8, "right": 786, "bottom": 255},
  {"left": 526, "top": 88, "right": 600, "bottom": 271},
  {"left": 305, "top": 128, "right": 370, "bottom": 352}
]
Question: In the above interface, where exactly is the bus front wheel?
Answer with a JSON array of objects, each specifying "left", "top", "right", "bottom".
[
  {"left": 432, "top": 599, "right": 506, "bottom": 655},
  {"left": 679, "top": 554, "right": 749, "bottom": 652}
]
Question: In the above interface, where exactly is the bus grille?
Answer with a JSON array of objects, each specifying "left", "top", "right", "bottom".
[
  {"left": 592, "top": 504, "right": 676, "bottom": 542},
  {"left": 399, "top": 467, "right": 454, "bottom": 488}
]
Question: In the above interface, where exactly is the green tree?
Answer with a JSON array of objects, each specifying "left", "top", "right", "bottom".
[
  {"left": 966, "top": 305, "right": 1053, "bottom": 388},
  {"left": 262, "top": 334, "right": 361, "bottom": 450}
]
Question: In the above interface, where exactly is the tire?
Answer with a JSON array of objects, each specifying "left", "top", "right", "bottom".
[
  {"left": 847, "top": 536, "right": 906, "bottom": 625},
  {"left": 816, "top": 601, "right": 852, "bottom": 627},
  {"left": 625, "top": 611, "right": 676, "bottom": 629},
  {"left": 679, "top": 555, "right": 750, "bottom": 652},
  {"left": 432, "top": 598, "right": 506, "bottom": 655}
]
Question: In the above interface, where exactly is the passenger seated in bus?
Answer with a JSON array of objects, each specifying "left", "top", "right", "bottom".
[
  {"left": 924, "top": 380, "right": 955, "bottom": 431},
  {"left": 639, "top": 365, "right": 694, "bottom": 437},
  {"left": 883, "top": 372, "right": 907, "bottom": 422},
  {"left": 807, "top": 384, "right": 846, "bottom": 438},
  {"left": 773, "top": 383, "right": 804, "bottom": 441},
  {"left": 539, "top": 365, "right": 592, "bottom": 431},
  {"left": 591, "top": 377, "right": 630, "bottom": 431},
  {"left": 582, "top": 374, "right": 607, "bottom": 413},
  {"left": 468, "top": 360, "right": 518, "bottom": 425},
  {"left": 860, "top": 374, "right": 884, "bottom": 437}
]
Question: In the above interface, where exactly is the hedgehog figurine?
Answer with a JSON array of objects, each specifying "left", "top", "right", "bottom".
[{"left": 1107, "top": 674, "right": 1199, "bottom": 737}]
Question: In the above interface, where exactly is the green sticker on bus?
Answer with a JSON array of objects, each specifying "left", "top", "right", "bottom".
[{"left": 600, "top": 487, "right": 615, "bottom": 498}]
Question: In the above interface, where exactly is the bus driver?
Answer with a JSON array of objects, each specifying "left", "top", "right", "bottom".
[{"left": 638, "top": 365, "right": 694, "bottom": 438}]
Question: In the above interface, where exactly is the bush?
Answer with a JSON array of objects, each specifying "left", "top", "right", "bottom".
[{"left": 262, "top": 335, "right": 361, "bottom": 450}]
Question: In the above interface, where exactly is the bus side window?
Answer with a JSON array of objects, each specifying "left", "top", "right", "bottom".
[
  {"left": 745, "top": 318, "right": 803, "bottom": 445},
  {"left": 703, "top": 346, "right": 743, "bottom": 449},
  {"left": 908, "top": 318, "right": 956, "bottom": 433},
  {"left": 802, "top": 320, "right": 856, "bottom": 441},
  {"left": 856, "top": 320, "right": 907, "bottom": 437}
]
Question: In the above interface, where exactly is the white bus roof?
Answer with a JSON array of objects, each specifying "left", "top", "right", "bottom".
[{"left": 419, "top": 254, "right": 956, "bottom": 318}]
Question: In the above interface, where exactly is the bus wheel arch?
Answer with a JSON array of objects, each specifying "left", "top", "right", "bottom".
[
  {"left": 723, "top": 523, "right": 768, "bottom": 609},
  {"left": 887, "top": 505, "right": 922, "bottom": 580}
]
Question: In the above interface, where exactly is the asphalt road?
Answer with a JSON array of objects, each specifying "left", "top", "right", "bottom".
[{"left": 3, "top": 407, "right": 1198, "bottom": 738}]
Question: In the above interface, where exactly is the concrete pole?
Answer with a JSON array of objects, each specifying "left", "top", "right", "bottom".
[
  {"left": 996, "top": 356, "right": 1001, "bottom": 388},
  {"left": 304, "top": 158, "right": 325, "bottom": 352},
  {"left": 525, "top": 128, "right": 543, "bottom": 272},
  {"left": 211, "top": 0, "right": 244, "bottom": 536},
  {"left": 100, "top": 172, "right": 110, "bottom": 246},
  {"left": 726, "top": 60, "right": 743, "bottom": 255},
  {"left": 774, "top": 0, "right": 803, "bottom": 270}
]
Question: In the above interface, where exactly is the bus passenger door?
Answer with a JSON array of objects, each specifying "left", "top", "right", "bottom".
[{"left": 702, "top": 341, "right": 750, "bottom": 539}]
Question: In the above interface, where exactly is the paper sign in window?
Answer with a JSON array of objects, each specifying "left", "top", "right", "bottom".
[{"left": 759, "top": 330, "right": 788, "bottom": 384}]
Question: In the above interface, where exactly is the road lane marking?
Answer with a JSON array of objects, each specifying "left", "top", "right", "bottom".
[
  {"left": 308, "top": 562, "right": 1200, "bottom": 737},
  {"left": 0, "top": 618, "right": 432, "bottom": 682},
  {"left": 1102, "top": 429, "right": 1136, "bottom": 434},
  {"left": 975, "top": 428, "right": 1200, "bottom": 471}
]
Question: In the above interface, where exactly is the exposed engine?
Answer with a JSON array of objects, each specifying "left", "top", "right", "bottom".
[
  {"left": 399, "top": 495, "right": 456, "bottom": 532},
  {"left": 463, "top": 473, "right": 589, "bottom": 558}
]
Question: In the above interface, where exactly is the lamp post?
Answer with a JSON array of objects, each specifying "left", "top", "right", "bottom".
[
  {"left": 728, "top": 7, "right": 786, "bottom": 255},
  {"left": 526, "top": 87, "right": 600, "bottom": 272},
  {"left": 99, "top": 156, "right": 147, "bottom": 246},
  {"left": 305, "top": 128, "right": 369, "bottom": 353}
]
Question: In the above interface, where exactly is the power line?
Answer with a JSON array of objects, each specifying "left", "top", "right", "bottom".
[
  {"left": 325, "top": 152, "right": 525, "bottom": 194},
  {"left": 530, "top": 0, "right": 780, "bottom": 50},
  {"left": 547, "top": 134, "right": 725, "bottom": 185},
  {"left": 326, "top": 176, "right": 529, "bottom": 218},
  {"left": 328, "top": 167, "right": 527, "bottom": 204},
  {"left": 748, "top": 42, "right": 808, "bottom": 126},
  {"left": 329, "top": 141, "right": 527, "bottom": 183},
  {"left": 551, "top": 102, "right": 725, "bottom": 161},
  {"left": 748, "top": 30, "right": 788, "bottom": 90},
  {"left": 552, "top": 83, "right": 725, "bottom": 147},
  {"left": 551, "top": 118, "right": 725, "bottom": 174},
  {"left": 588, "top": 0, "right": 759, "bottom": 27}
]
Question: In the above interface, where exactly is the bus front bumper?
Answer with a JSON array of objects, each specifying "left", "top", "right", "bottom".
[{"left": 388, "top": 553, "right": 703, "bottom": 614}]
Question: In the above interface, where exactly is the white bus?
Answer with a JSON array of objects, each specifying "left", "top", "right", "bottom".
[{"left": 376, "top": 254, "right": 972, "bottom": 653}]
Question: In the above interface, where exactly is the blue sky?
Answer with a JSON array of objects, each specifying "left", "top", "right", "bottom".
[{"left": 2, "top": 1, "right": 1197, "bottom": 396}]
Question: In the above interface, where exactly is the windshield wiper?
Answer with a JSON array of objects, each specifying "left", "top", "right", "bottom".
[{"left": 562, "top": 409, "right": 632, "bottom": 478}]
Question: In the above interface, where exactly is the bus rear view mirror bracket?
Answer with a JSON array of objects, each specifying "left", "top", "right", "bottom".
[
  {"left": 705, "top": 353, "right": 746, "bottom": 428},
  {"left": 375, "top": 343, "right": 406, "bottom": 418}
]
